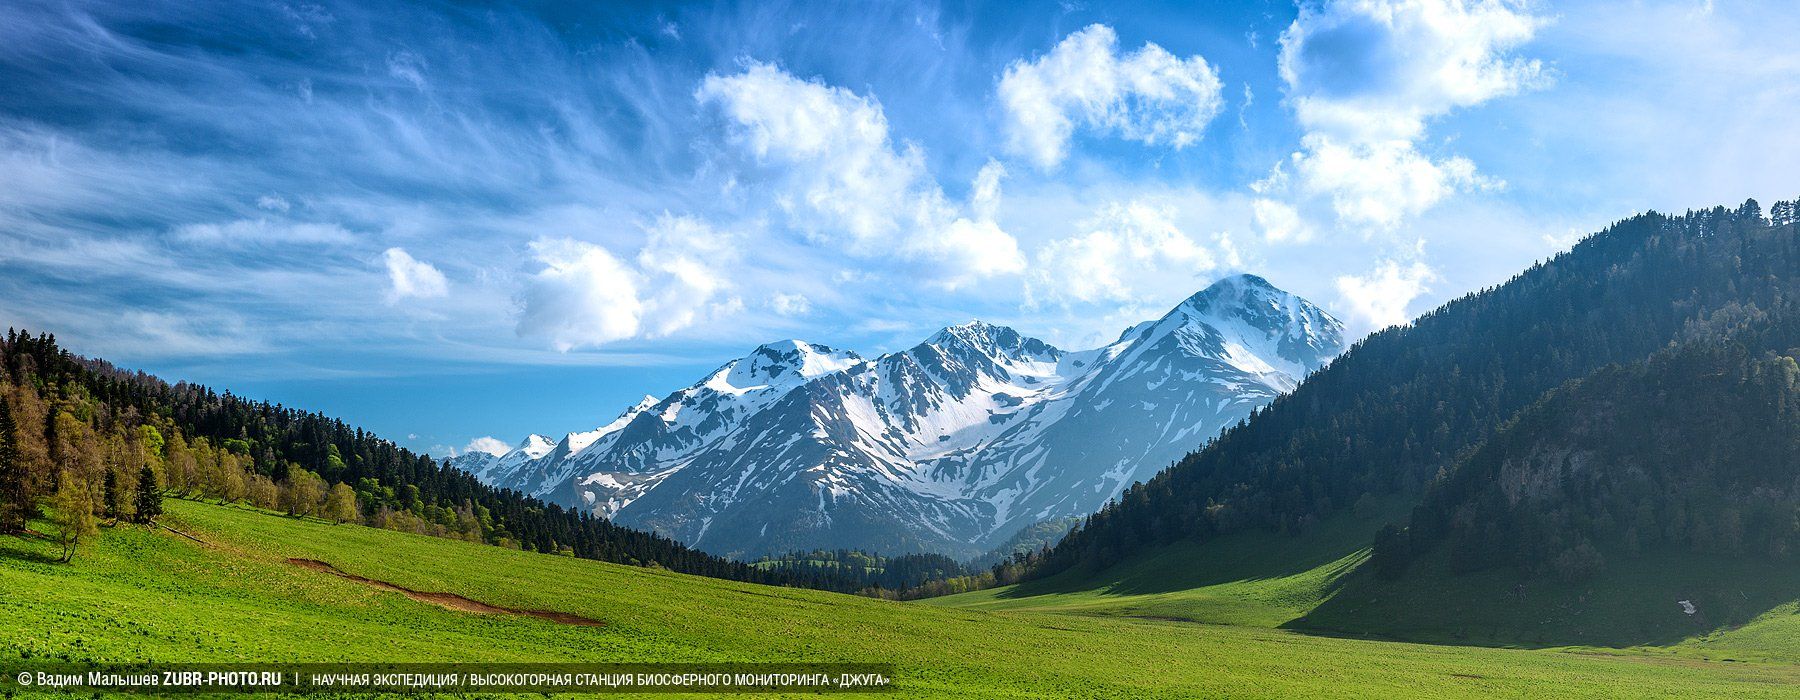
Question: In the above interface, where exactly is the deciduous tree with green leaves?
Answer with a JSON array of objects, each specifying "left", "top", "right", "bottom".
[
  {"left": 52, "top": 470, "right": 98, "bottom": 562},
  {"left": 323, "top": 482, "right": 358, "bottom": 523}
]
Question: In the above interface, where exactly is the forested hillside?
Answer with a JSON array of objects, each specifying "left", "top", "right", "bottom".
[
  {"left": 1382, "top": 309, "right": 1800, "bottom": 580},
  {"left": 0, "top": 331, "right": 853, "bottom": 588},
  {"left": 1287, "top": 319, "right": 1800, "bottom": 647},
  {"left": 1036, "top": 198, "right": 1800, "bottom": 577}
]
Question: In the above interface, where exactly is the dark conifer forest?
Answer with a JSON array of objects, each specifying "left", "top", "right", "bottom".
[
  {"left": 1383, "top": 314, "right": 1800, "bottom": 580},
  {"left": 1035, "top": 199, "right": 1800, "bottom": 579}
]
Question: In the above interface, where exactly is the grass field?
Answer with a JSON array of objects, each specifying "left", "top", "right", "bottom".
[
  {"left": 927, "top": 501, "right": 1394, "bottom": 629},
  {"left": 3, "top": 499, "right": 1798, "bottom": 698},
  {"left": 931, "top": 503, "right": 1800, "bottom": 665}
]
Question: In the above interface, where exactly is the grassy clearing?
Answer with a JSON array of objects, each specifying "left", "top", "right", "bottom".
[{"left": 1, "top": 500, "right": 1796, "bottom": 698}]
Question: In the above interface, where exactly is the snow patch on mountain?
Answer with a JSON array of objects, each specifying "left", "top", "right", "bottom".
[{"left": 456, "top": 274, "right": 1344, "bottom": 558}]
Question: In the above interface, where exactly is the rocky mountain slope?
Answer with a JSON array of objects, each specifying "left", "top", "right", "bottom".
[{"left": 455, "top": 274, "right": 1342, "bottom": 558}]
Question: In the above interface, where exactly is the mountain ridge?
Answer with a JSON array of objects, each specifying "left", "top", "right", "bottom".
[{"left": 455, "top": 273, "right": 1344, "bottom": 558}]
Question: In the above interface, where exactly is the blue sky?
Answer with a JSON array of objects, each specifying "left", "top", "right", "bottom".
[{"left": 2, "top": 0, "right": 1796, "bottom": 456}]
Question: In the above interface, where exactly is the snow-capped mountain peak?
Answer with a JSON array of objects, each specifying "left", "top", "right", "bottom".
[
  {"left": 458, "top": 274, "right": 1345, "bottom": 559},
  {"left": 516, "top": 434, "right": 556, "bottom": 460},
  {"left": 564, "top": 395, "right": 659, "bottom": 455},
  {"left": 1138, "top": 273, "right": 1344, "bottom": 380},
  {"left": 715, "top": 340, "right": 862, "bottom": 394},
  {"left": 924, "top": 320, "right": 1062, "bottom": 366}
]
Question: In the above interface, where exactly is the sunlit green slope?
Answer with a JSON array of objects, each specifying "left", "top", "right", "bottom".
[
  {"left": 927, "top": 499, "right": 1394, "bottom": 628},
  {"left": 933, "top": 502, "right": 1800, "bottom": 666},
  {"left": 4, "top": 500, "right": 1797, "bottom": 698}
]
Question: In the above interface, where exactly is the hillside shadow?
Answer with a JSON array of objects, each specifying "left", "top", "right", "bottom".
[
  {"left": 986, "top": 505, "right": 1800, "bottom": 658},
  {"left": 1285, "top": 549, "right": 1800, "bottom": 654},
  {"left": 995, "top": 501, "right": 1398, "bottom": 600}
]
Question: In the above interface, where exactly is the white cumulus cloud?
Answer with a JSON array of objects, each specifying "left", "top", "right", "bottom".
[
  {"left": 464, "top": 436, "right": 511, "bottom": 457},
  {"left": 1251, "top": 197, "right": 1313, "bottom": 244},
  {"left": 515, "top": 215, "right": 738, "bottom": 351},
  {"left": 1274, "top": 0, "right": 1547, "bottom": 228},
  {"left": 382, "top": 247, "right": 448, "bottom": 302},
  {"left": 1334, "top": 258, "right": 1437, "bottom": 330},
  {"left": 697, "top": 62, "right": 1023, "bottom": 285},
  {"left": 769, "top": 292, "right": 812, "bottom": 316},
  {"left": 1290, "top": 136, "right": 1491, "bottom": 229},
  {"left": 516, "top": 238, "right": 642, "bottom": 350},
  {"left": 1000, "top": 24, "right": 1225, "bottom": 170},
  {"left": 1032, "top": 200, "right": 1218, "bottom": 306}
]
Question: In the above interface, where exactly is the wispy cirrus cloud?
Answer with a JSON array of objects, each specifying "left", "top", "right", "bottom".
[{"left": 176, "top": 219, "right": 356, "bottom": 247}]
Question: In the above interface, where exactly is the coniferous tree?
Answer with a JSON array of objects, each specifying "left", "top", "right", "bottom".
[
  {"left": 0, "top": 397, "right": 24, "bottom": 533},
  {"left": 133, "top": 465, "right": 162, "bottom": 524},
  {"left": 102, "top": 468, "right": 121, "bottom": 520}
]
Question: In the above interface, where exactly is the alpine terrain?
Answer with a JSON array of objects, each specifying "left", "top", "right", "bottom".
[{"left": 454, "top": 274, "right": 1343, "bottom": 558}]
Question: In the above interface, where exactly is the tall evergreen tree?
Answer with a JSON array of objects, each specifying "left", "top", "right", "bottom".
[
  {"left": 0, "top": 397, "right": 23, "bottom": 533},
  {"left": 133, "top": 465, "right": 162, "bottom": 524},
  {"left": 102, "top": 468, "right": 121, "bottom": 520}
]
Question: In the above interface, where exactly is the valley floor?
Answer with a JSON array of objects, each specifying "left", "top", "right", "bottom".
[
  {"left": 3, "top": 500, "right": 1797, "bottom": 698},
  {"left": 932, "top": 504, "right": 1800, "bottom": 665}
]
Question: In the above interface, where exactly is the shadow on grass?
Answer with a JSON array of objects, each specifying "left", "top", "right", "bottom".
[
  {"left": 985, "top": 500, "right": 1800, "bottom": 655},
  {"left": 0, "top": 530, "right": 67, "bottom": 565},
  {"left": 1284, "top": 549, "right": 1800, "bottom": 653},
  {"left": 995, "top": 501, "right": 1400, "bottom": 600}
]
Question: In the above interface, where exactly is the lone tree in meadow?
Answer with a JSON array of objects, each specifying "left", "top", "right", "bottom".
[{"left": 133, "top": 465, "right": 162, "bottom": 524}]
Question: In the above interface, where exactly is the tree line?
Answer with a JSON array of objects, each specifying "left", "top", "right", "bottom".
[
  {"left": 0, "top": 330, "right": 859, "bottom": 590},
  {"left": 750, "top": 548, "right": 971, "bottom": 593}
]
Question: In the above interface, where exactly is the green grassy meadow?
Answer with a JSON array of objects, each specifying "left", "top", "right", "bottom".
[
  {"left": 931, "top": 502, "right": 1800, "bottom": 666},
  {"left": 927, "top": 501, "right": 1394, "bottom": 629},
  {"left": 3, "top": 499, "right": 1798, "bottom": 698}
]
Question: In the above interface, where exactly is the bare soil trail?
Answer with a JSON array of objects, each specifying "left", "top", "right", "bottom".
[{"left": 287, "top": 558, "right": 606, "bottom": 626}]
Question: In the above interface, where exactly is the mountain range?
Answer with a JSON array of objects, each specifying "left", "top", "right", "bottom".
[{"left": 453, "top": 274, "right": 1344, "bottom": 558}]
